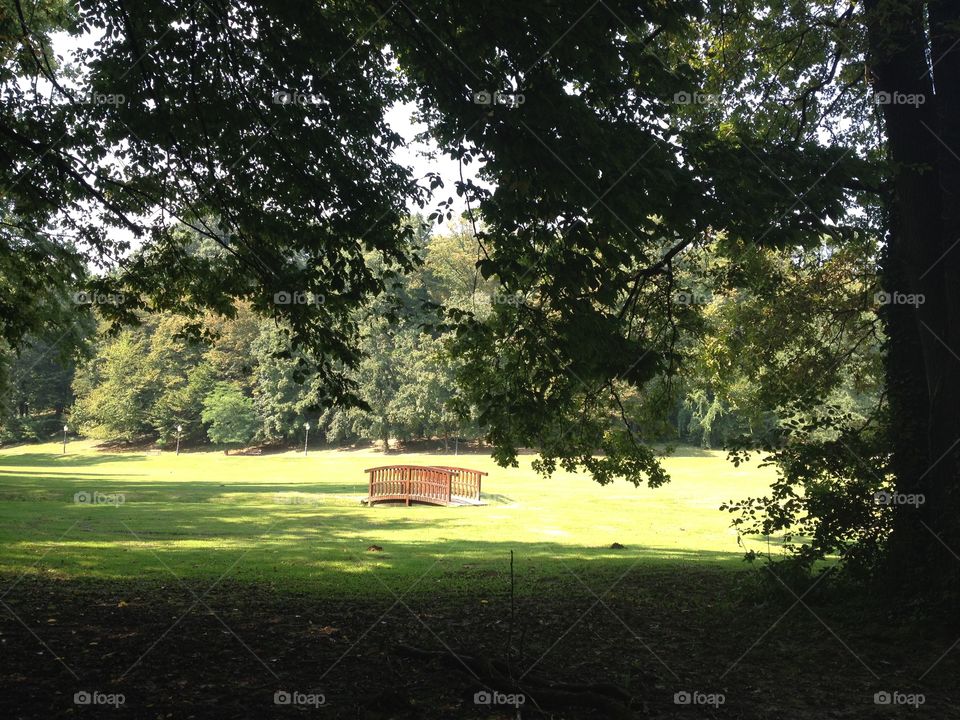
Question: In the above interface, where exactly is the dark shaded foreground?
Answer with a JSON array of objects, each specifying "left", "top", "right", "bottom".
[{"left": 1, "top": 568, "right": 956, "bottom": 719}]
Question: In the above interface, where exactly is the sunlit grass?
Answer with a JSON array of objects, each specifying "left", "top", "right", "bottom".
[{"left": 0, "top": 440, "right": 780, "bottom": 595}]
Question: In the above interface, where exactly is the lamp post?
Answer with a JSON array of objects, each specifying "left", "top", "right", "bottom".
[
  {"left": 62, "top": 424, "right": 68, "bottom": 454},
  {"left": 303, "top": 422, "right": 311, "bottom": 456},
  {"left": 176, "top": 425, "right": 183, "bottom": 456}
]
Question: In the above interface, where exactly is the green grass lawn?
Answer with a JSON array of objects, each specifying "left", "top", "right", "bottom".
[
  {"left": 5, "top": 442, "right": 958, "bottom": 720},
  {"left": 0, "top": 440, "right": 778, "bottom": 595}
]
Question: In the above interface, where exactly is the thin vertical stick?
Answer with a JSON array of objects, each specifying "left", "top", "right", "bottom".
[{"left": 505, "top": 549, "right": 515, "bottom": 678}]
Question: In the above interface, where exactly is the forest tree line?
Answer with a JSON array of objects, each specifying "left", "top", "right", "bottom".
[{"left": 2, "top": 219, "right": 882, "bottom": 455}]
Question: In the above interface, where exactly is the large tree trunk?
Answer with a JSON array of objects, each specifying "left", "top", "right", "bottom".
[{"left": 866, "top": 0, "right": 960, "bottom": 596}]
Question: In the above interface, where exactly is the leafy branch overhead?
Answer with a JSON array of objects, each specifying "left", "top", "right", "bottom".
[{"left": 4, "top": 0, "right": 960, "bottom": 594}]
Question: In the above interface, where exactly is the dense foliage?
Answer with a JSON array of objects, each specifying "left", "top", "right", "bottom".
[
  {"left": 8, "top": 223, "right": 882, "bottom": 468},
  {"left": 36, "top": 224, "right": 492, "bottom": 449},
  {"left": 3, "top": 0, "right": 959, "bottom": 595}
]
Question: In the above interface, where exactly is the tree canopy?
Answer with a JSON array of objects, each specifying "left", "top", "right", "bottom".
[{"left": 4, "top": 0, "right": 960, "bottom": 598}]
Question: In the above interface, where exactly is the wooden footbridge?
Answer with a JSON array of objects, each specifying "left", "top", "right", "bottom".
[{"left": 362, "top": 465, "right": 487, "bottom": 506}]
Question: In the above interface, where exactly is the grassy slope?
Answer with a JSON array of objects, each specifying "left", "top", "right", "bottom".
[{"left": 0, "top": 441, "right": 777, "bottom": 595}]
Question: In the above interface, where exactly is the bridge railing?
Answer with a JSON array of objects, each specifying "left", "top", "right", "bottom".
[
  {"left": 431, "top": 466, "right": 487, "bottom": 502},
  {"left": 365, "top": 465, "right": 454, "bottom": 506},
  {"left": 363, "top": 465, "right": 487, "bottom": 505}
]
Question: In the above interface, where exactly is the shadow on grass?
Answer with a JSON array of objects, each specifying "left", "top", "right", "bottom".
[
  {"left": 479, "top": 492, "right": 515, "bottom": 504},
  {"left": 1, "top": 558, "right": 956, "bottom": 720},
  {"left": 0, "top": 448, "right": 763, "bottom": 594},
  {"left": 657, "top": 445, "right": 721, "bottom": 458},
  {"left": 0, "top": 495, "right": 753, "bottom": 593},
  {"left": 0, "top": 452, "right": 147, "bottom": 468},
  {"left": 0, "top": 472, "right": 367, "bottom": 499},
  {"left": 0, "top": 468, "right": 529, "bottom": 504}
]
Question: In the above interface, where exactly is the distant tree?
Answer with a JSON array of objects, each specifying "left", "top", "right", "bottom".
[
  {"left": 202, "top": 304, "right": 261, "bottom": 390},
  {"left": 250, "top": 321, "right": 324, "bottom": 442},
  {"left": 143, "top": 315, "right": 208, "bottom": 443},
  {"left": 70, "top": 329, "right": 152, "bottom": 441},
  {"left": 319, "top": 228, "right": 491, "bottom": 450},
  {"left": 201, "top": 383, "right": 259, "bottom": 446},
  {"left": 0, "top": 331, "right": 88, "bottom": 442},
  {"left": 420, "top": 221, "right": 494, "bottom": 313},
  {"left": 353, "top": 318, "right": 404, "bottom": 450},
  {"left": 7, "top": 336, "right": 79, "bottom": 418},
  {"left": 150, "top": 362, "right": 217, "bottom": 446},
  {"left": 392, "top": 333, "right": 464, "bottom": 448}
]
